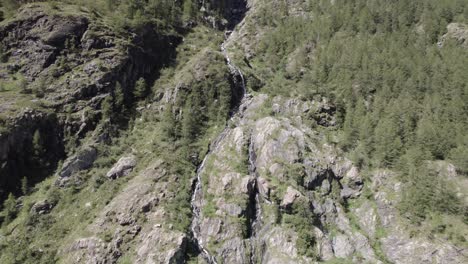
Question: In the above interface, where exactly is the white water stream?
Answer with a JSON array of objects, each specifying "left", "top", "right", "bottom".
[{"left": 189, "top": 30, "right": 248, "bottom": 264}]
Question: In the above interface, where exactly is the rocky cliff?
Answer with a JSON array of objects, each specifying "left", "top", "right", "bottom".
[
  {"left": 0, "top": 3, "right": 179, "bottom": 197},
  {"left": 0, "top": 1, "right": 467, "bottom": 264}
]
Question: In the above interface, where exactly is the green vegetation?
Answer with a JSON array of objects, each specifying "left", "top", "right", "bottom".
[
  {"left": 133, "top": 77, "right": 147, "bottom": 99},
  {"left": 1, "top": 193, "right": 17, "bottom": 227},
  {"left": 0, "top": 43, "right": 6, "bottom": 63},
  {"left": 249, "top": 0, "right": 468, "bottom": 224},
  {"left": 0, "top": 0, "right": 467, "bottom": 262},
  {"left": 1, "top": 0, "right": 235, "bottom": 31},
  {"left": 282, "top": 199, "right": 317, "bottom": 258}
]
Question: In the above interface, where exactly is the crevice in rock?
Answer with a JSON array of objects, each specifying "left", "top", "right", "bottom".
[
  {"left": 185, "top": 2, "right": 249, "bottom": 262},
  {"left": 188, "top": 126, "right": 232, "bottom": 264},
  {"left": 198, "top": 0, "right": 248, "bottom": 30},
  {"left": 224, "top": 0, "right": 248, "bottom": 30},
  {"left": 245, "top": 134, "right": 262, "bottom": 264},
  {"left": 245, "top": 135, "right": 259, "bottom": 239}
]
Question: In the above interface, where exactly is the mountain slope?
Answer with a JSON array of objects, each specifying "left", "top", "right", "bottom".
[{"left": 0, "top": 1, "right": 467, "bottom": 264}]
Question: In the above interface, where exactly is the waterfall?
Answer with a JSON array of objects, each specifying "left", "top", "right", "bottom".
[
  {"left": 221, "top": 31, "right": 247, "bottom": 97},
  {"left": 190, "top": 128, "right": 230, "bottom": 264},
  {"left": 189, "top": 30, "right": 248, "bottom": 264}
]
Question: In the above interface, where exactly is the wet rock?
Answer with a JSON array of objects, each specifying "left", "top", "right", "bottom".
[
  {"left": 106, "top": 155, "right": 137, "bottom": 179},
  {"left": 240, "top": 176, "right": 256, "bottom": 194}
]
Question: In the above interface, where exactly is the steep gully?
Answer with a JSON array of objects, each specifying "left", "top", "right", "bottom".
[{"left": 189, "top": 29, "right": 261, "bottom": 264}]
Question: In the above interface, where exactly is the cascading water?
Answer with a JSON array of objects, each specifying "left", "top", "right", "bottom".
[
  {"left": 190, "top": 130, "right": 228, "bottom": 264},
  {"left": 221, "top": 31, "right": 247, "bottom": 97},
  {"left": 189, "top": 30, "right": 248, "bottom": 264}
]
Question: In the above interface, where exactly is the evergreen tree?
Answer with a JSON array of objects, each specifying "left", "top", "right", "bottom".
[
  {"left": 2, "top": 193, "right": 17, "bottom": 226},
  {"left": 374, "top": 116, "right": 402, "bottom": 167},
  {"left": 161, "top": 103, "right": 176, "bottom": 140},
  {"left": 21, "top": 177, "right": 28, "bottom": 196},
  {"left": 0, "top": 43, "right": 6, "bottom": 63},
  {"left": 182, "top": 0, "right": 195, "bottom": 23},
  {"left": 101, "top": 95, "right": 113, "bottom": 120},
  {"left": 32, "top": 129, "right": 42, "bottom": 156},
  {"left": 114, "top": 82, "right": 125, "bottom": 110},
  {"left": 133, "top": 77, "right": 147, "bottom": 99}
]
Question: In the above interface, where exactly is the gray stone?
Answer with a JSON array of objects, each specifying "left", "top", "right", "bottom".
[
  {"left": 340, "top": 185, "right": 361, "bottom": 199},
  {"left": 353, "top": 201, "right": 378, "bottom": 239},
  {"left": 59, "top": 146, "right": 97, "bottom": 179},
  {"left": 332, "top": 234, "right": 354, "bottom": 258},
  {"left": 280, "top": 186, "right": 302, "bottom": 209},
  {"left": 106, "top": 155, "right": 137, "bottom": 179},
  {"left": 30, "top": 200, "right": 54, "bottom": 215}
]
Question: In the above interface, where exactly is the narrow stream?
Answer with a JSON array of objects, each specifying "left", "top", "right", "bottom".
[
  {"left": 190, "top": 129, "right": 228, "bottom": 264},
  {"left": 189, "top": 30, "right": 248, "bottom": 264}
]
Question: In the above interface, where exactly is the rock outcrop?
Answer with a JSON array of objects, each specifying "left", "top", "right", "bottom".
[
  {"left": 1, "top": 2, "right": 467, "bottom": 264},
  {"left": 0, "top": 3, "right": 180, "bottom": 195},
  {"left": 106, "top": 155, "right": 137, "bottom": 179},
  {"left": 438, "top": 23, "right": 468, "bottom": 48}
]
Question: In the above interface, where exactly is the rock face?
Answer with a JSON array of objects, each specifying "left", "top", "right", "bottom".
[
  {"left": 30, "top": 200, "right": 55, "bottom": 215},
  {"left": 106, "top": 155, "right": 137, "bottom": 179},
  {"left": 1, "top": 2, "right": 467, "bottom": 264},
  {"left": 0, "top": 3, "right": 180, "bottom": 196},
  {"left": 280, "top": 186, "right": 302, "bottom": 209},
  {"left": 438, "top": 23, "right": 468, "bottom": 48},
  {"left": 59, "top": 146, "right": 97, "bottom": 179},
  {"left": 368, "top": 170, "right": 467, "bottom": 264},
  {"left": 0, "top": 109, "right": 64, "bottom": 197},
  {"left": 61, "top": 159, "right": 190, "bottom": 264},
  {"left": 187, "top": 94, "right": 375, "bottom": 263}
]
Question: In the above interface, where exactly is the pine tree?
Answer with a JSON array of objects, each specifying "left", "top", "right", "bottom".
[
  {"left": 374, "top": 116, "right": 402, "bottom": 167},
  {"left": 114, "top": 82, "right": 125, "bottom": 109},
  {"left": 182, "top": 0, "right": 195, "bottom": 23},
  {"left": 32, "top": 129, "right": 42, "bottom": 156},
  {"left": 181, "top": 97, "right": 196, "bottom": 141},
  {"left": 161, "top": 104, "right": 176, "bottom": 140},
  {"left": 134, "top": 77, "right": 147, "bottom": 99},
  {"left": 101, "top": 95, "right": 113, "bottom": 120},
  {"left": 21, "top": 177, "right": 28, "bottom": 196},
  {"left": 2, "top": 193, "right": 17, "bottom": 226},
  {"left": 0, "top": 43, "right": 6, "bottom": 63}
]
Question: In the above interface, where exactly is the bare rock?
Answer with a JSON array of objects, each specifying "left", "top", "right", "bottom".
[
  {"left": 438, "top": 23, "right": 468, "bottom": 48},
  {"left": 257, "top": 177, "right": 271, "bottom": 200},
  {"left": 106, "top": 155, "right": 137, "bottom": 179},
  {"left": 280, "top": 186, "right": 302, "bottom": 209},
  {"left": 30, "top": 200, "right": 54, "bottom": 215},
  {"left": 332, "top": 234, "right": 354, "bottom": 258},
  {"left": 353, "top": 201, "right": 378, "bottom": 239},
  {"left": 58, "top": 145, "right": 97, "bottom": 179}
]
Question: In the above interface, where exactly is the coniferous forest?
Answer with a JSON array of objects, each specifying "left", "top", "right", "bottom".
[{"left": 0, "top": 0, "right": 467, "bottom": 263}]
